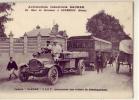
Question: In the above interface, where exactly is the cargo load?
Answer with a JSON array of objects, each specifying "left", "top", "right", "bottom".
[
  {"left": 119, "top": 39, "right": 133, "bottom": 54},
  {"left": 63, "top": 51, "right": 88, "bottom": 59}
]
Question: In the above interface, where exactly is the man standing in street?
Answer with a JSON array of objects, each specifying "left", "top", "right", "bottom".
[
  {"left": 6, "top": 57, "right": 18, "bottom": 80},
  {"left": 108, "top": 55, "right": 115, "bottom": 67},
  {"left": 95, "top": 51, "right": 103, "bottom": 73}
]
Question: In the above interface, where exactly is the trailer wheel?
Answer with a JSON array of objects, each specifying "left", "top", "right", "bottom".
[
  {"left": 77, "top": 59, "right": 85, "bottom": 75},
  {"left": 19, "top": 72, "right": 29, "bottom": 82},
  {"left": 47, "top": 66, "right": 58, "bottom": 85}
]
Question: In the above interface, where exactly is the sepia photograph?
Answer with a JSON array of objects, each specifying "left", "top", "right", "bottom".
[{"left": 0, "top": 0, "right": 133, "bottom": 99}]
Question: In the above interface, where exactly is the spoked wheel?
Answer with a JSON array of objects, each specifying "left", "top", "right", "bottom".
[
  {"left": 47, "top": 66, "right": 58, "bottom": 85},
  {"left": 19, "top": 72, "right": 29, "bottom": 82},
  {"left": 77, "top": 59, "right": 85, "bottom": 75}
]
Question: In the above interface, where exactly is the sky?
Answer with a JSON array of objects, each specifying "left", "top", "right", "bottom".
[{"left": 5, "top": 1, "right": 133, "bottom": 38}]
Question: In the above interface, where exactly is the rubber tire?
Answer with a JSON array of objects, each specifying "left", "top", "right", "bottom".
[
  {"left": 19, "top": 72, "right": 29, "bottom": 82},
  {"left": 77, "top": 59, "right": 85, "bottom": 75},
  {"left": 47, "top": 66, "right": 58, "bottom": 85}
]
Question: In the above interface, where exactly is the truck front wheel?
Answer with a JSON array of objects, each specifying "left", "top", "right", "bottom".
[{"left": 19, "top": 72, "right": 29, "bottom": 82}]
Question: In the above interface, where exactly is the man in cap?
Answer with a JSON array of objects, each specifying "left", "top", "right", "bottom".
[
  {"left": 46, "top": 41, "right": 52, "bottom": 52},
  {"left": 51, "top": 40, "right": 62, "bottom": 61},
  {"left": 95, "top": 51, "right": 104, "bottom": 73}
]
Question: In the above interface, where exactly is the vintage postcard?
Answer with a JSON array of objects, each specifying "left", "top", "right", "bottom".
[{"left": 0, "top": 0, "right": 133, "bottom": 99}]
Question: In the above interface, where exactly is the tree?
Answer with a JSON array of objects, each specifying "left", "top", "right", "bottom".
[
  {"left": 0, "top": 3, "right": 14, "bottom": 37},
  {"left": 86, "top": 10, "right": 130, "bottom": 42}
]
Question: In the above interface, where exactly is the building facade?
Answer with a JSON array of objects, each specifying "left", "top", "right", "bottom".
[{"left": 0, "top": 24, "right": 68, "bottom": 65}]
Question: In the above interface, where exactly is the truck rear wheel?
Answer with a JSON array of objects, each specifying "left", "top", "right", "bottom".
[
  {"left": 47, "top": 66, "right": 58, "bottom": 85},
  {"left": 77, "top": 59, "right": 85, "bottom": 75}
]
